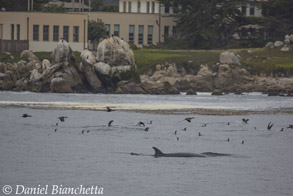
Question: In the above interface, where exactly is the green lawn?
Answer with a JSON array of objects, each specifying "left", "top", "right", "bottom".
[{"left": 134, "top": 49, "right": 221, "bottom": 74}]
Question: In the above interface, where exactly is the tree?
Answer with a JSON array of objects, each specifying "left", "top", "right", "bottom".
[
  {"left": 262, "top": 0, "right": 293, "bottom": 39},
  {"left": 41, "top": 4, "right": 66, "bottom": 13},
  {"left": 158, "top": 0, "right": 259, "bottom": 49},
  {"left": 0, "top": 0, "right": 49, "bottom": 11},
  {"left": 88, "top": 19, "right": 106, "bottom": 49}
]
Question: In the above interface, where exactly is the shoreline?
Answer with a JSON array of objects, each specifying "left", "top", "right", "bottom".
[{"left": 1, "top": 101, "right": 293, "bottom": 115}]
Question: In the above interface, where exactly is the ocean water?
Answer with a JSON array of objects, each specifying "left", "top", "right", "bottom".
[{"left": 0, "top": 92, "right": 293, "bottom": 196}]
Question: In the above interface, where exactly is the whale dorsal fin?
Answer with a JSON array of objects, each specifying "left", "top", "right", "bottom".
[{"left": 152, "top": 147, "right": 164, "bottom": 157}]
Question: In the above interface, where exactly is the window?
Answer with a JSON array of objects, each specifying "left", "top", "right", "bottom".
[
  {"left": 173, "top": 2, "right": 178, "bottom": 13},
  {"left": 250, "top": 4, "right": 255, "bottom": 16},
  {"left": 138, "top": 25, "right": 144, "bottom": 45},
  {"left": 164, "top": 26, "right": 169, "bottom": 38},
  {"left": 33, "top": 25, "right": 39, "bottom": 41},
  {"left": 241, "top": 4, "right": 247, "bottom": 15},
  {"left": 123, "top": 1, "right": 126, "bottom": 12},
  {"left": 63, "top": 26, "right": 69, "bottom": 41},
  {"left": 147, "top": 25, "right": 153, "bottom": 45},
  {"left": 17, "top": 24, "right": 20, "bottom": 40},
  {"left": 73, "top": 26, "right": 79, "bottom": 42},
  {"left": 53, "top": 25, "right": 59, "bottom": 41},
  {"left": 147, "top": 1, "right": 150, "bottom": 13},
  {"left": 164, "top": 3, "right": 170, "bottom": 13},
  {"left": 137, "top": 0, "right": 141, "bottom": 13},
  {"left": 114, "top": 24, "right": 120, "bottom": 37},
  {"left": 11, "top": 24, "right": 14, "bottom": 40},
  {"left": 128, "top": 1, "right": 131, "bottom": 12},
  {"left": 152, "top": 1, "right": 155, "bottom": 13},
  {"left": 172, "top": 26, "right": 178, "bottom": 39},
  {"left": 105, "top": 24, "right": 110, "bottom": 36},
  {"left": 43, "top": 25, "right": 49, "bottom": 41},
  {"left": 129, "top": 25, "right": 135, "bottom": 43}
]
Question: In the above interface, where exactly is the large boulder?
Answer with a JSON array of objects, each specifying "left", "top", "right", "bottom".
[
  {"left": 94, "top": 62, "right": 111, "bottom": 75},
  {"left": 192, "top": 65, "right": 214, "bottom": 91},
  {"left": 219, "top": 51, "right": 241, "bottom": 65},
  {"left": 42, "top": 59, "right": 51, "bottom": 71},
  {"left": 80, "top": 51, "right": 103, "bottom": 92},
  {"left": 51, "top": 39, "right": 72, "bottom": 64},
  {"left": 50, "top": 77, "right": 72, "bottom": 93},
  {"left": 274, "top": 41, "right": 284, "bottom": 48},
  {"left": 96, "top": 36, "right": 135, "bottom": 67},
  {"left": 213, "top": 64, "right": 233, "bottom": 89},
  {"left": 20, "top": 50, "right": 40, "bottom": 63}
]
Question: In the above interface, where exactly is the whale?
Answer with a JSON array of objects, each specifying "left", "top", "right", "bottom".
[
  {"left": 152, "top": 147, "right": 231, "bottom": 158},
  {"left": 152, "top": 147, "right": 206, "bottom": 158}
]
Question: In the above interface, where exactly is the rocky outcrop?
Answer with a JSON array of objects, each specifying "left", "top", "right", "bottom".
[
  {"left": 266, "top": 34, "right": 293, "bottom": 52},
  {"left": 219, "top": 51, "right": 241, "bottom": 65},
  {"left": 80, "top": 52, "right": 103, "bottom": 92},
  {"left": 79, "top": 37, "right": 138, "bottom": 91},
  {"left": 50, "top": 77, "right": 72, "bottom": 93},
  {"left": 51, "top": 39, "right": 73, "bottom": 64},
  {"left": 97, "top": 36, "right": 135, "bottom": 66}
]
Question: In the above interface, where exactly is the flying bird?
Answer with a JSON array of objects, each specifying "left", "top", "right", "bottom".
[
  {"left": 58, "top": 116, "right": 67, "bottom": 122},
  {"left": 184, "top": 117, "right": 194, "bottom": 123},
  {"left": 137, "top": 121, "right": 145, "bottom": 127},
  {"left": 267, "top": 122, "right": 273, "bottom": 130},
  {"left": 242, "top": 118, "right": 249, "bottom": 123},
  {"left": 108, "top": 120, "right": 114, "bottom": 127},
  {"left": 22, "top": 114, "right": 32, "bottom": 118}
]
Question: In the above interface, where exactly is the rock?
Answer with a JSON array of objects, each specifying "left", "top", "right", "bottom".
[
  {"left": 94, "top": 62, "right": 111, "bottom": 75},
  {"left": 80, "top": 60, "right": 103, "bottom": 92},
  {"left": 212, "top": 89, "right": 223, "bottom": 95},
  {"left": 219, "top": 51, "right": 241, "bottom": 65},
  {"left": 30, "top": 69, "right": 41, "bottom": 80},
  {"left": 289, "top": 34, "right": 293, "bottom": 43},
  {"left": 15, "top": 78, "right": 28, "bottom": 91},
  {"left": 42, "top": 59, "right": 51, "bottom": 70},
  {"left": 163, "top": 81, "right": 180, "bottom": 94},
  {"left": 97, "top": 36, "right": 135, "bottom": 66},
  {"left": 0, "top": 72, "right": 14, "bottom": 90},
  {"left": 213, "top": 64, "right": 233, "bottom": 89},
  {"left": 281, "top": 46, "right": 291, "bottom": 52},
  {"left": 20, "top": 50, "right": 40, "bottom": 62},
  {"left": 51, "top": 39, "right": 72, "bottom": 64},
  {"left": 274, "top": 41, "right": 284, "bottom": 48},
  {"left": 186, "top": 89, "right": 197, "bottom": 95},
  {"left": 193, "top": 65, "right": 214, "bottom": 91},
  {"left": 265, "top": 42, "right": 274, "bottom": 49},
  {"left": 62, "top": 66, "right": 83, "bottom": 88},
  {"left": 50, "top": 77, "right": 72, "bottom": 93},
  {"left": 81, "top": 50, "right": 96, "bottom": 65},
  {"left": 155, "top": 64, "right": 162, "bottom": 71},
  {"left": 0, "top": 62, "right": 6, "bottom": 73},
  {"left": 116, "top": 81, "right": 146, "bottom": 94}
]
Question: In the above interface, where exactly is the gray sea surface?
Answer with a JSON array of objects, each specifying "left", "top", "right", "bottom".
[{"left": 0, "top": 92, "right": 293, "bottom": 196}]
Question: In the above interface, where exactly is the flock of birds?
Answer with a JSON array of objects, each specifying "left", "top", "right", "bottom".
[
  {"left": 22, "top": 107, "right": 293, "bottom": 138},
  {"left": 21, "top": 107, "right": 293, "bottom": 144}
]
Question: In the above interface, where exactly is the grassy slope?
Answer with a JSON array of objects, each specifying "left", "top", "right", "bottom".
[
  {"left": 134, "top": 48, "right": 293, "bottom": 76},
  {"left": 1, "top": 48, "right": 293, "bottom": 76}
]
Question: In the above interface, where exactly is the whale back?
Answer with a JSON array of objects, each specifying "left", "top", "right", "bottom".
[{"left": 152, "top": 147, "right": 164, "bottom": 157}]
